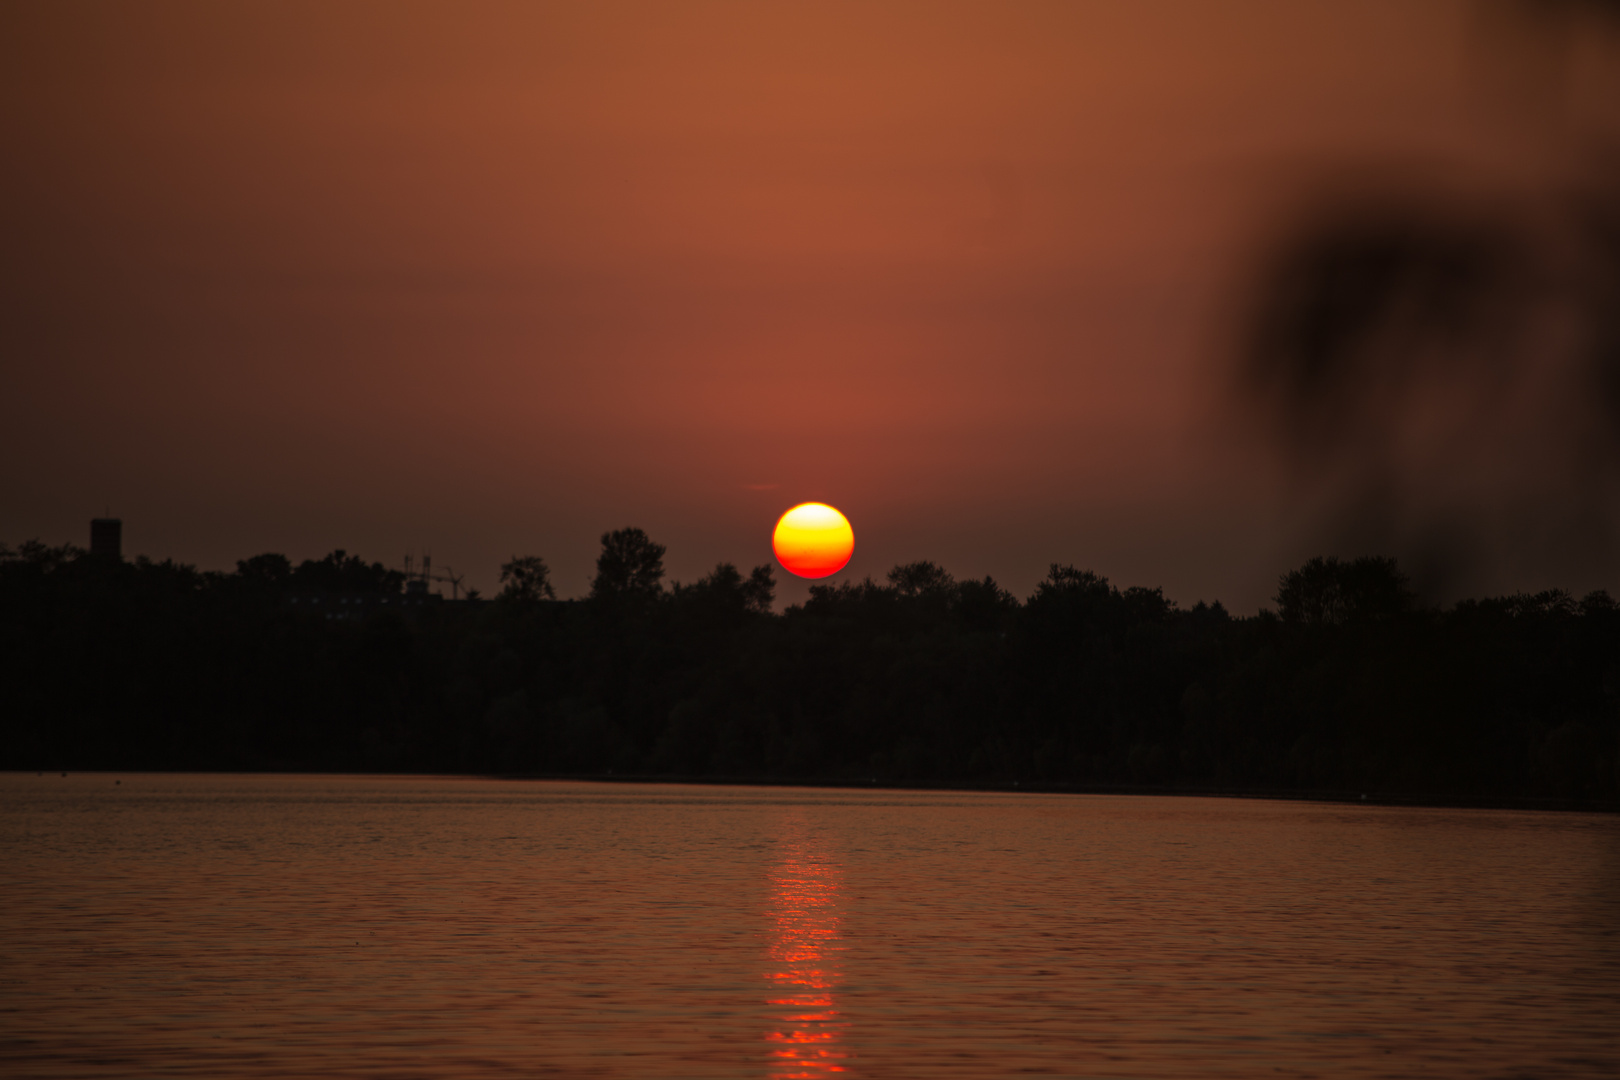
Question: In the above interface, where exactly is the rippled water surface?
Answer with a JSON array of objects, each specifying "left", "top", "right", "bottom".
[{"left": 2, "top": 774, "right": 1617, "bottom": 1078}]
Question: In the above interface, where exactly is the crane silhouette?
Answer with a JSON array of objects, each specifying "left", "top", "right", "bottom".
[{"left": 402, "top": 553, "right": 469, "bottom": 600}]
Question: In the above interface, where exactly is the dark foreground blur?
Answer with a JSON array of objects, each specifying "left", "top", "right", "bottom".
[
  {"left": 1232, "top": 0, "right": 1620, "bottom": 601},
  {"left": 3, "top": 537, "right": 1616, "bottom": 809}
]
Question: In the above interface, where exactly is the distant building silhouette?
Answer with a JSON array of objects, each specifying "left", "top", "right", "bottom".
[{"left": 90, "top": 518, "right": 121, "bottom": 559}]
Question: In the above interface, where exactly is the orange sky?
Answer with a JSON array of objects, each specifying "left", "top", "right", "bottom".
[{"left": 4, "top": 1, "right": 1616, "bottom": 607}]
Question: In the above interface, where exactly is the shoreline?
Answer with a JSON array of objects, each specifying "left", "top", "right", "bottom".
[
  {"left": 501, "top": 772, "right": 1620, "bottom": 814},
  {"left": 14, "top": 768, "right": 1616, "bottom": 814}
]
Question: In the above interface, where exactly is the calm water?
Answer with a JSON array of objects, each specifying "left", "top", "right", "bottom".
[{"left": 2, "top": 775, "right": 1617, "bottom": 1078}]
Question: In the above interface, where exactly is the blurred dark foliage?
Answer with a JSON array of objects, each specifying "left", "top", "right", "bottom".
[
  {"left": 1240, "top": 186, "right": 1620, "bottom": 597},
  {"left": 1239, "top": 0, "right": 1620, "bottom": 598},
  {"left": 4, "top": 535, "right": 1616, "bottom": 807}
]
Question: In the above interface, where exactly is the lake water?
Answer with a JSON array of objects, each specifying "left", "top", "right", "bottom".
[{"left": 2, "top": 774, "right": 1617, "bottom": 1078}]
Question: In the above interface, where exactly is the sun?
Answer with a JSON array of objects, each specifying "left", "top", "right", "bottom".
[{"left": 772, "top": 503, "right": 855, "bottom": 579}]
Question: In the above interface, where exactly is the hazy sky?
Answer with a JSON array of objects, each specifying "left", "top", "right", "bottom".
[{"left": 4, "top": 1, "right": 1616, "bottom": 608}]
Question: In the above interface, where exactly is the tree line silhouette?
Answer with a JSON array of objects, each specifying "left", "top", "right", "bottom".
[{"left": 2, "top": 530, "right": 1616, "bottom": 807}]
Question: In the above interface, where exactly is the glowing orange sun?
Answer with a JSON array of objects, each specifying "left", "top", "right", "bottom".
[{"left": 772, "top": 503, "right": 854, "bottom": 579}]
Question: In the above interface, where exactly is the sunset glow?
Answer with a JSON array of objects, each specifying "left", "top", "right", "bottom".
[{"left": 772, "top": 504, "right": 855, "bottom": 580}]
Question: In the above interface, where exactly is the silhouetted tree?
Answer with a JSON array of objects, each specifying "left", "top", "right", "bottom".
[
  {"left": 1032, "top": 564, "right": 1113, "bottom": 604},
  {"left": 0, "top": 540, "right": 81, "bottom": 576},
  {"left": 672, "top": 562, "right": 777, "bottom": 621},
  {"left": 499, "top": 555, "right": 556, "bottom": 602},
  {"left": 952, "top": 575, "right": 1019, "bottom": 632},
  {"left": 742, "top": 564, "right": 775, "bottom": 615},
  {"left": 235, "top": 553, "right": 291, "bottom": 590},
  {"left": 888, "top": 561, "right": 955, "bottom": 597},
  {"left": 590, "top": 528, "right": 666, "bottom": 603},
  {"left": 1276, "top": 555, "right": 1415, "bottom": 626},
  {"left": 290, "top": 550, "right": 404, "bottom": 594},
  {"left": 1023, "top": 564, "right": 1118, "bottom": 640}
]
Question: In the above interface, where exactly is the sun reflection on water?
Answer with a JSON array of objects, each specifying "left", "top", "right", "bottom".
[{"left": 764, "top": 826, "right": 849, "bottom": 1078}]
